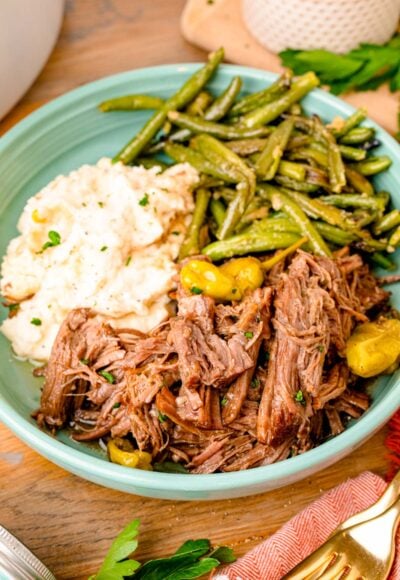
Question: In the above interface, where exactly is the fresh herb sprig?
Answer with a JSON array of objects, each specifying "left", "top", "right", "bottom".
[
  {"left": 91, "top": 518, "right": 235, "bottom": 580},
  {"left": 279, "top": 35, "right": 400, "bottom": 96}
]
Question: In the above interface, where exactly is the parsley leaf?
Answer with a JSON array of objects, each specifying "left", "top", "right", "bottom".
[
  {"left": 40, "top": 230, "right": 61, "bottom": 252},
  {"left": 138, "top": 193, "right": 149, "bottom": 206},
  {"left": 153, "top": 461, "right": 188, "bottom": 474},
  {"left": 280, "top": 49, "right": 363, "bottom": 83},
  {"left": 244, "top": 331, "right": 254, "bottom": 339},
  {"left": 190, "top": 286, "right": 203, "bottom": 295},
  {"left": 279, "top": 35, "right": 400, "bottom": 96},
  {"left": 158, "top": 412, "right": 167, "bottom": 423},
  {"left": 133, "top": 539, "right": 218, "bottom": 579},
  {"left": 99, "top": 370, "right": 116, "bottom": 384},
  {"left": 30, "top": 317, "right": 42, "bottom": 326},
  {"left": 294, "top": 389, "right": 306, "bottom": 405},
  {"left": 92, "top": 518, "right": 140, "bottom": 580}
]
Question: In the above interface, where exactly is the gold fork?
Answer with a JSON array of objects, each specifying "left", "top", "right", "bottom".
[{"left": 284, "top": 471, "right": 400, "bottom": 580}]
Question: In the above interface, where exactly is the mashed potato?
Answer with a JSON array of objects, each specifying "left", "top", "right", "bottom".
[{"left": 0, "top": 158, "right": 198, "bottom": 360}]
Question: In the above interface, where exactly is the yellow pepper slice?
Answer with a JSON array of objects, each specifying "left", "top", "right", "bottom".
[
  {"left": 107, "top": 438, "right": 153, "bottom": 470},
  {"left": 220, "top": 257, "right": 264, "bottom": 295},
  {"left": 180, "top": 259, "right": 239, "bottom": 300},
  {"left": 346, "top": 318, "right": 400, "bottom": 378}
]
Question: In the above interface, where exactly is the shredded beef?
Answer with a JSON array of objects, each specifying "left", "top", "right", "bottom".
[{"left": 34, "top": 250, "right": 390, "bottom": 473}]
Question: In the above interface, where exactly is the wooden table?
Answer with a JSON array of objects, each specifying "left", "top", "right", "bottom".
[{"left": 0, "top": 1, "right": 391, "bottom": 578}]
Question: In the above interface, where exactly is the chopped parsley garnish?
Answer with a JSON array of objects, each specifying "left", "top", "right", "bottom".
[
  {"left": 221, "top": 396, "right": 228, "bottom": 407},
  {"left": 138, "top": 193, "right": 149, "bottom": 206},
  {"left": 80, "top": 358, "right": 90, "bottom": 365},
  {"left": 294, "top": 389, "right": 305, "bottom": 405},
  {"left": 172, "top": 231, "right": 180, "bottom": 236},
  {"left": 8, "top": 303, "right": 20, "bottom": 313},
  {"left": 30, "top": 318, "right": 42, "bottom": 326},
  {"left": 244, "top": 331, "right": 254, "bottom": 339},
  {"left": 158, "top": 412, "right": 167, "bottom": 423},
  {"left": 98, "top": 201, "right": 104, "bottom": 207},
  {"left": 232, "top": 288, "right": 237, "bottom": 294},
  {"left": 251, "top": 378, "right": 260, "bottom": 388},
  {"left": 113, "top": 402, "right": 121, "bottom": 409},
  {"left": 99, "top": 370, "right": 116, "bottom": 384},
  {"left": 190, "top": 286, "right": 203, "bottom": 295},
  {"left": 40, "top": 230, "right": 61, "bottom": 252},
  {"left": 317, "top": 344, "right": 325, "bottom": 352},
  {"left": 125, "top": 256, "right": 132, "bottom": 266},
  {"left": 100, "top": 246, "right": 108, "bottom": 252}
]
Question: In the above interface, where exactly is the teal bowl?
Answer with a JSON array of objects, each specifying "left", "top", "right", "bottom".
[{"left": 0, "top": 64, "right": 399, "bottom": 500}]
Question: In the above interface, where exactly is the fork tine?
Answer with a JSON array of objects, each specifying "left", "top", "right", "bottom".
[
  {"left": 318, "top": 556, "right": 350, "bottom": 580},
  {"left": 283, "top": 549, "right": 341, "bottom": 579}
]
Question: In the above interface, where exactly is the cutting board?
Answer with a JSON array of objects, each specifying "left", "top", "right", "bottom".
[{"left": 181, "top": 0, "right": 398, "bottom": 135}]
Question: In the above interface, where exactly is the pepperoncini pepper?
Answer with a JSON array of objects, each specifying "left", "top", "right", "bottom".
[
  {"left": 220, "top": 257, "right": 264, "bottom": 295},
  {"left": 107, "top": 438, "right": 152, "bottom": 470},
  {"left": 346, "top": 318, "right": 400, "bottom": 378},
  {"left": 180, "top": 258, "right": 264, "bottom": 301}
]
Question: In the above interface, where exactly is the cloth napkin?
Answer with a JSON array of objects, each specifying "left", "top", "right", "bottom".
[{"left": 214, "top": 472, "right": 400, "bottom": 579}]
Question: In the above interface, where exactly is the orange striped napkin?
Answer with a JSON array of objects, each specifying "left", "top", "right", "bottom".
[{"left": 214, "top": 472, "right": 400, "bottom": 579}]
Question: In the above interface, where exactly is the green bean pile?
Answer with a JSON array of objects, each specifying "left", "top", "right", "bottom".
[{"left": 100, "top": 48, "right": 399, "bottom": 269}]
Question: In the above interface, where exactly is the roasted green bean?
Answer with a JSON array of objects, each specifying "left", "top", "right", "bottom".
[
  {"left": 191, "top": 134, "right": 256, "bottom": 239},
  {"left": 345, "top": 167, "right": 374, "bottom": 196},
  {"left": 351, "top": 156, "right": 392, "bottom": 176},
  {"left": 338, "top": 144, "right": 367, "bottom": 162},
  {"left": 168, "top": 77, "right": 243, "bottom": 144},
  {"left": 114, "top": 47, "right": 224, "bottom": 164},
  {"left": 389, "top": 226, "right": 400, "bottom": 248},
  {"left": 370, "top": 252, "right": 396, "bottom": 270},
  {"left": 164, "top": 142, "right": 240, "bottom": 183},
  {"left": 225, "top": 138, "right": 269, "bottom": 156},
  {"left": 167, "top": 111, "right": 273, "bottom": 140},
  {"left": 314, "top": 118, "right": 346, "bottom": 193},
  {"left": 185, "top": 91, "right": 213, "bottom": 116},
  {"left": 321, "top": 194, "right": 386, "bottom": 212},
  {"left": 228, "top": 71, "right": 291, "bottom": 117},
  {"left": 313, "top": 222, "right": 357, "bottom": 246},
  {"left": 255, "top": 119, "right": 294, "bottom": 180},
  {"left": 260, "top": 185, "right": 331, "bottom": 256},
  {"left": 330, "top": 108, "right": 367, "bottom": 138},
  {"left": 205, "top": 76, "right": 242, "bottom": 120},
  {"left": 274, "top": 175, "right": 320, "bottom": 193},
  {"left": 179, "top": 188, "right": 211, "bottom": 259},
  {"left": 264, "top": 186, "right": 352, "bottom": 230},
  {"left": 241, "top": 72, "right": 319, "bottom": 128},
  {"left": 339, "top": 126, "right": 375, "bottom": 145},
  {"left": 373, "top": 210, "right": 400, "bottom": 236},
  {"left": 99, "top": 94, "right": 164, "bottom": 112},
  {"left": 210, "top": 198, "right": 226, "bottom": 228},
  {"left": 202, "top": 231, "right": 301, "bottom": 260}
]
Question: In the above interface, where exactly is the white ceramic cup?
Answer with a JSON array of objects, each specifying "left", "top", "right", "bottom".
[
  {"left": 0, "top": 0, "right": 64, "bottom": 120},
  {"left": 242, "top": 0, "right": 400, "bottom": 54}
]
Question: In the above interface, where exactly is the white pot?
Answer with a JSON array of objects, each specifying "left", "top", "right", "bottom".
[
  {"left": 0, "top": 0, "right": 64, "bottom": 120},
  {"left": 242, "top": 0, "right": 400, "bottom": 54}
]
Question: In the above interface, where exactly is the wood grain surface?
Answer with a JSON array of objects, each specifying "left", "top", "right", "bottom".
[{"left": 0, "top": 1, "right": 392, "bottom": 579}]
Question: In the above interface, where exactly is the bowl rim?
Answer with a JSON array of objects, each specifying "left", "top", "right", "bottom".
[{"left": 1, "top": 62, "right": 400, "bottom": 494}]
